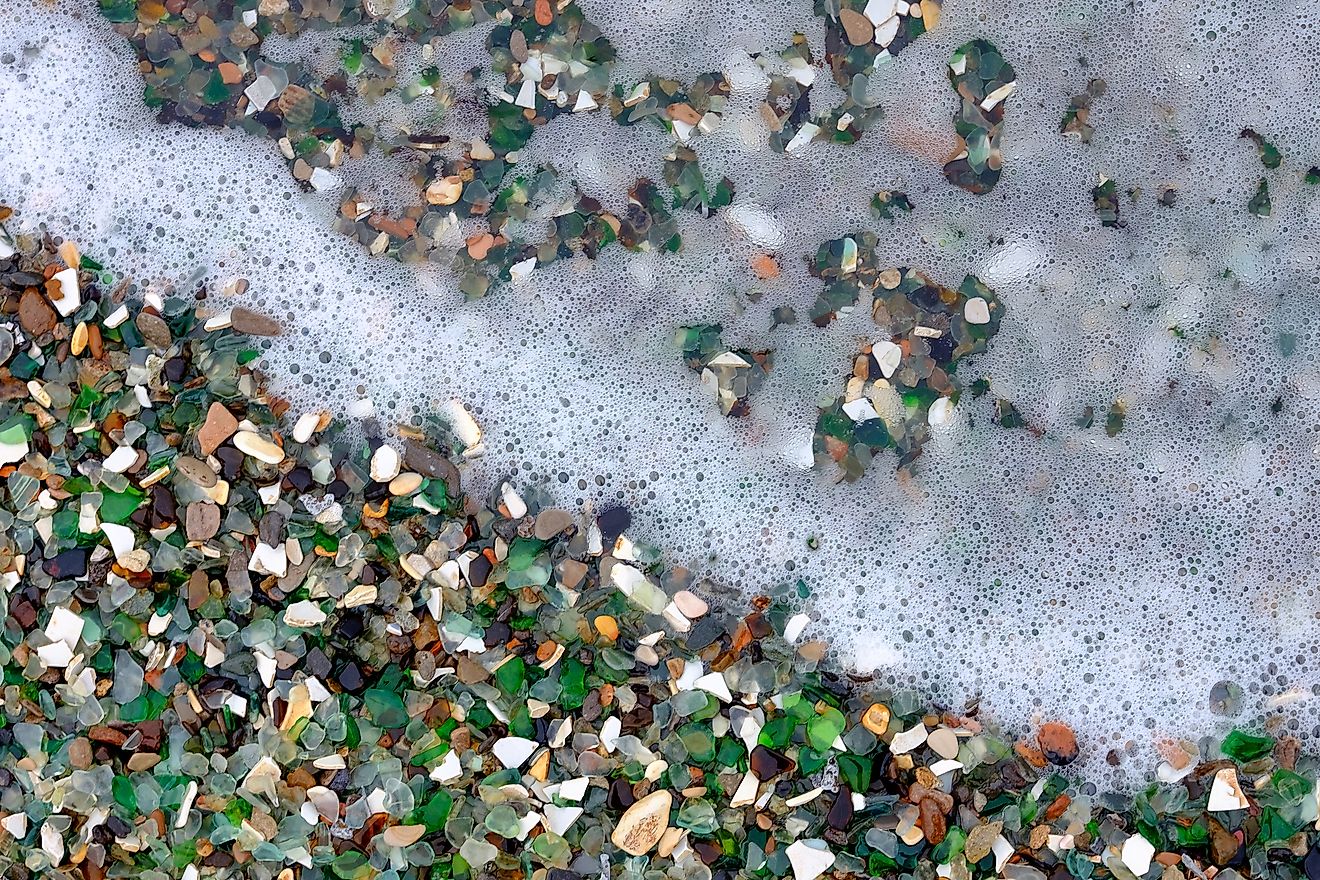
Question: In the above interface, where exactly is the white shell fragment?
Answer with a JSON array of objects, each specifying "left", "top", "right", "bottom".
[
  {"left": 1207, "top": 767, "right": 1251, "bottom": 811},
  {"left": 284, "top": 600, "right": 328, "bottom": 628},
  {"left": 888, "top": 724, "right": 929, "bottom": 754},
  {"left": 50, "top": 267, "right": 81, "bottom": 316},
  {"left": 492, "top": 736, "right": 539, "bottom": 770},
  {"left": 786, "top": 839, "right": 837, "bottom": 880},
  {"left": 1120, "top": 833, "right": 1155, "bottom": 876},
  {"left": 370, "top": 444, "right": 401, "bottom": 482}
]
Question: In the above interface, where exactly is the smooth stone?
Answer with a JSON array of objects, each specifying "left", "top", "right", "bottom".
[
  {"left": 233, "top": 431, "right": 285, "bottom": 464},
  {"left": 672, "top": 590, "right": 708, "bottom": 618},
  {"left": 927, "top": 727, "right": 959, "bottom": 760},
  {"left": 370, "top": 444, "right": 401, "bottom": 482},
  {"left": 610, "top": 789, "right": 672, "bottom": 856},
  {"left": 534, "top": 508, "right": 575, "bottom": 539},
  {"left": 964, "top": 296, "right": 992, "bottom": 325},
  {"left": 185, "top": 502, "right": 222, "bottom": 542},
  {"left": 175, "top": 455, "right": 218, "bottom": 488},
  {"left": 229, "top": 306, "right": 282, "bottom": 336}
]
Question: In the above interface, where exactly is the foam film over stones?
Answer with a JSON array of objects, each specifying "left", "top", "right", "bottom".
[{"left": 2, "top": 0, "right": 1320, "bottom": 787}]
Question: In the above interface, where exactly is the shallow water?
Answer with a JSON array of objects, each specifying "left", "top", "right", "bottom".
[{"left": 3, "top": 0, "right": 1320, "bottom": 786}]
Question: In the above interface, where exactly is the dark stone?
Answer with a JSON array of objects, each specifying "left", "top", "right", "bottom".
[
  {"left": 229, "top": 306, "right": 282, "bottom": 336},
  {"left": 364, "top": 480, "right": 389, "bottom": 501},
  {"left": 326, "top": 479, "right": 350, "bottom": 499},
  {"left": 468, "top": 554, "right": 492, "bottom": 588},
  {"left": 44, "top": 548, "right": 88, "bottom": 579},
  {"left": 163, "top": 356, "right": 188, "bottom": 383},
  {"left": 215, "top": 446, "right": 244, "bottom": 480},
  {"left": 826, "top": 786, "right": 853, "bottom": 830},
  {"left": 606, "top": 777, "right": 635, "bottom": 811},
  {"left": 337, "top": 662, "right": 365, "bottom": 692},
  {"left": 749, "top": 745, "right": 795, "bottom": 780},
  {"left": 336, "top": 612, "right": 365, "bottom": 640},
  {"left": 597, "top": 506, "right": 630, "bottom": 543},
  {"left": 1304, "top": 845, "right": 1320, "bottom": 880},
  {"left": 284, "top": 466, "right": 313, "bottom": 493}
]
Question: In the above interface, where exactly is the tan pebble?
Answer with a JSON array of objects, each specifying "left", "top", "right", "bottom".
[
  {"left": 389, "top": 472, "right": 423, "bottom": 496},
  {"left": 71, "top": 322, "right": 88, "bottom": 356},
  {"left": 127, "top": 752, "right": 162, "bottom": 772},
  {"left": 610, "top": 789, "right": 672, "bottom": 856},
  {"left": 425, "top": 176, "right": 464, "bottom": 206},
  {"left": 927, "top": 727, "right": 959, "bottom": 760},
  {"left": 657, "top": 826, "right": 684, "bottom": 859},
  {"left": 837, "top": 7, "right": 874, "bottom": 45},
  {"left": 672, "top": 590, "right": 708, "bottom": 618},
  {"left": 381, "top": 824, "right": 427, "bottom": 847},
  {"left": 233, "top": 431, "right": 285, "bottom": 465}
]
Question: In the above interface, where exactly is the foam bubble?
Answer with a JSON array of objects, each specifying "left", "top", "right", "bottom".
[{"left": 3, "top": 0, "right": 1320, "bottom": 787}]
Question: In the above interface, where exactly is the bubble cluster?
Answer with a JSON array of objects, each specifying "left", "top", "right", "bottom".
[{"left": 3, "top": 0, "right": 1320, "bottom": 787}]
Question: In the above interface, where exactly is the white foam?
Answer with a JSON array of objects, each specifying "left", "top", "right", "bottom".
[{"left": 4, "top": 0, "right": 1320, "bottom": 786}]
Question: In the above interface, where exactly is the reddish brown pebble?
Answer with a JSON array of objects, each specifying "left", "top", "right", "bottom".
[
  {"left": 18, "top": 289, "right": 57, "bottom": 336},
  {"left": 1014, "top": 739, "right": 1047, "bottom": 768},
  {"left": 1037, "top": 721, "right": 1079, "bottom": 765},
  {"left": 918, "top": 797, "right": 947, "bottom": 845},
  {"left": 198, "top": 402, "right": 238, "bottom": 455}
]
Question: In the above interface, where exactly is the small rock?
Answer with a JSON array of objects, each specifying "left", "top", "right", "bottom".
[
  {"left": 837, "top": 8, "right": 874, "bottom": 45},
  {"left": 370, "top": 444, "right": 401, "bottom": 482},
  {"left": 964, "top": 296, "right": 992, "bottom": 325},
  {"left": 229, "top": 306, "right": 282, "bottom": 336},
  {"left": 135, "top": 313, "right": 172, "bottom": 349},
  {"left": 18, "top": 289, "right": 57, "bottom": 336},
  {"left": 186, "top": 502, "right": 222, "bottom": 542},
  {"left": 67, "top": 737, "right": 93, "bottom": 770},
  {"left": 1037, "top": 721, "right": 1078, "bottom": 765},
  {"left": 534, "top": 508, "right": 575, "bottom": 539},
  {"left": 927, "top": 727, "right": 959, "bottom": 760},
  {"left": 382, "top": 824, "right": 427, "bottom": 847},
  {"left": 672, "top": 589, "right": 709, "bottom": 618},
  {"left": 965, "top": 821, "right": 1004, "bottom": 864},
  {"left": 176, "top": 455, "right": 218, "bottom": 488},
  {"left": 198, "top": 403, "right": 239, "bottom": 455},
  {"left": 233, "top": 431, "right": 285, "bottom": 464},
  {"left": 611, "top": 789, "right": 672, "bottom": 856}
]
